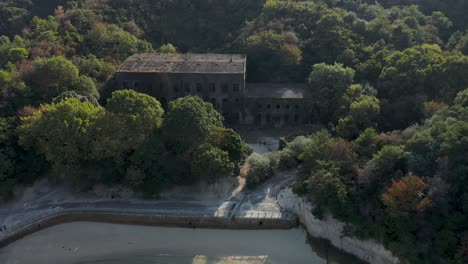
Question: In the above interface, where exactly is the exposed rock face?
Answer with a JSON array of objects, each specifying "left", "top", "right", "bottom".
[{"left": 277, "top": 188, "right": 399, "bottom": 264}]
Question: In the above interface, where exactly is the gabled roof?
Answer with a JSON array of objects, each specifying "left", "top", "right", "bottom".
[{"left": 117, "top": 53, "right": 246, "bottom": 74}]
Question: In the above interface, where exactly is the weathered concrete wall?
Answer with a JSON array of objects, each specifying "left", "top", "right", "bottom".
[
  {"left": 115, "top": 72, "right": 245, "bottom": 107},
  {"left": 241, "top": 97, "right": 316, "bottom": 126},
  {"left": 0, "top": 211, "right": 297, "bottom": 249}
]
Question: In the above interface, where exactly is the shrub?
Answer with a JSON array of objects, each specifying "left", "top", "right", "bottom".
[{"left": 244, "top": 153, "right": 274, "bottom": 188}]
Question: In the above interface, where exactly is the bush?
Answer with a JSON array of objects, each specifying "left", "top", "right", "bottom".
[{"left": 244, "top": 153, "right": 274, "bottom": 188}]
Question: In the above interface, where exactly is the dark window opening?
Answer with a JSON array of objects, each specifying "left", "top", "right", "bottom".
[
  {"left": 295, "top": 105, "right": 300, "bottom": 110},
  {"left": 284, "top": 114, "right": 290, "bottom": 123},
  {"left": 286, "top": 105, "right": 290, "bottom": 110},
  {"left": 267, "top": 104, "right": 271, "bottom": 109},
  {"left": 233, "top": 83, "right": 240, "bottom": 92},
  {"left": 174, "top": 85, "right": 179, "bottom": 93},
  {"left": 209, "top": 83, "right": 216, "bottom": 92},
  {"left": 210, "top": 98, "right": 216, "bottom": 105},
  {"left": 258, "top": 104, "right": 262, "bottom": 109},
  {"left": 184, "top": 83, "right": 191, "bottom": 92},
  {"left": 134, "top": 82, "right": 139, "bottom": 88},
  {"left": 234, "top": 113, "right": 240, "bottom": 121},
  {"left": 223, "top": 98, "right": 229, "bottom": 103},
  {"left": 235, "top": 98, "right": 240, "bottom": 103},
  {"left": 294, "top": 114, "right": 299, "bottom": 123},
  {"left": 122, "top": 81, "right": 128, "bottom": 87},
  {"left": 276, "top": 104, "right": 281, "bottom": 109},
  {"left": 222, "top": 84, "right": 229, "bottom": 93},
  {"left": 196, "top": 83, "right": 202, "bottom": 92},
  {"left": 266, "top": 114, "right": 271, "bottom": 124},
  {"left": 255, "top": 114, "right": 262, "bottom": 124}
]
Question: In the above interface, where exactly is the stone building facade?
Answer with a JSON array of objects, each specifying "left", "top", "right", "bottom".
[{"left": 116, "top": 53, "right": 315, "bottom": 126}]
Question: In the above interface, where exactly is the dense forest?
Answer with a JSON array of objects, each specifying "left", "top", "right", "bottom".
[{"left": 0, "top": 0, "right": 467, "bottom": 263}]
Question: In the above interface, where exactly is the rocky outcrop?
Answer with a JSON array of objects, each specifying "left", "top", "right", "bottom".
[{"left": 277, "top": 188, "right": 399, "bottom": 264}]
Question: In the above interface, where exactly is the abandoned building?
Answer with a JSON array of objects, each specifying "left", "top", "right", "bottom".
[{"left": 116, "top": 53, "right": 315, "bottom": 126}]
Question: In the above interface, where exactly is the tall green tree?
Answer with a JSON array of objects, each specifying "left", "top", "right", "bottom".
[
  {"left": 163, "top": 96, "right": 223, "bottom": 153},
  {"left": 18, "top": 98, "right": 103, "bottom": 168},
  {"left": 93, "top": 89, "right": 164, "bottom": 160},
  {"left": 308, "top": 63, "right": 355, "bottom": 123}
]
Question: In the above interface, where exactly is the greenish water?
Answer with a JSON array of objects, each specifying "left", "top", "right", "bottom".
[{"left": 0, "top": 222, "right": 366, "bottom": 264}]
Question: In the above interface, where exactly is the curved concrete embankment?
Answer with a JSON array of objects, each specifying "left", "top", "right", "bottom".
[
  {"left": 278, "top": 188, "right": 399, "bottom": 264},
  {"left": 0, "top": 210, "right": 297, "bottom": 249}
]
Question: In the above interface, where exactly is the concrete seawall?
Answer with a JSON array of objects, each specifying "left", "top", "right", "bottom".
[
  {"left": 278, "top": 188, "right": 399, "bottom": 264},
  {"left": 0, "top": 211, "right": 298, "bottom": 249}
]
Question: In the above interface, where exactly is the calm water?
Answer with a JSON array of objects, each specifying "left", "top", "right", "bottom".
[{"left": 0, "top": 222, "right": 365, "bottom": 264}]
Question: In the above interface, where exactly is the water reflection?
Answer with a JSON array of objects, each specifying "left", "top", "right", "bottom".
[{"left": 0, "top": 222, "right": 365, "bottom": 264}]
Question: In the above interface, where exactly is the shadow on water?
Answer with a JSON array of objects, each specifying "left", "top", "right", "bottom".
[{"left": 306, "top": 234, "right": 368, "bottom": 264}]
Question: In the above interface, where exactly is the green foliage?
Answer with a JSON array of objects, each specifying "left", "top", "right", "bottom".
[
  {"left": 29, "top": 56, "right": 80, "bottom": 101},
  {"left": 73, "top": 55, "right": 116, "bottom": 85},
  {"left": 71, "top": 75, "right": 99, "bottom": 99},
  {"left": 164, "top": 96, "right": 223, "bottom": 153},
  {"left": 93, "top": 90, "right": 164, "bottom": 160},
  {"left": 307, "top": 166, "right": 349, "bottom": 219},
  {"left": 244, "top": 153, "right": 274, "bottom": 189},
  {"left": 1, "top": 1, "right": 467, "bottom": 262},
  {"left": 308, "top": 63, "right": 355, "bottom": 123},
  {"left": 300, "top": 130, "right": 336, "bottom": 171},
  {"left": 158, "top": 43, "right": 176, "bottom": 53},
  {"left": 19, "top": 98, "right": 103, "bottom": 167},
  {"left": 8, "top": 47, "right": 29, "bottom": 62},
  {"left": 243, "top": 30, "right": 303, "bottom": 82},
  {"left": 337, "top": 87, "right": 381, "bottom": 140},
  {"left": 53, "top": 90, "right": 99, "bottom": 106},
  {"left": 85, "top": 23, "right": 152, "bottom": 60},
  {"left": 191, "top": 144, "right": 235, "bottom": 183},
  {"left": 376, "top": 44, "right": 468, "bottom": 128},
  {"left": 204, "top": 127, "right": 252, "bottom": 163},
  {"left": 354, "top": 127, "right": 378, "bottom": 157}
]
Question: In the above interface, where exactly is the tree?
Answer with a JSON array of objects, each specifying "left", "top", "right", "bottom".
[
  {"left": 0, "top": 117, "right": 17, "bottom": 200},
  {"left": 85, "top": 23, "right": 152, "bottom": 60},
  {"left": 191, "top": 144, "right": 235, "bottom": 183},
  {"left": 159, "top": 43, "right": 176, "bottom": 53},
  {"left": 28, "top": 56, "right": 80, "bottom": 101},
  {"left": 244, "top": 30, "right": 303, "bottom": 82},
  {"left": 377, "top": 44, "right": 468, "bottom": 129},
  {"left": 73, "top": 55, "right": 116, "bottom": 85},
  {"left": 307, "top": 167, "right": 349, "bottom": 219},
  {"left": 372, "top": 145, "right": 407, "bottom": 176},
  {"left": 204, "top": 127, "right": 252, "bottom": 163},
  {"left": 337, "top": 95, "right": 380, "bottom": 139},
  {"left": 18, "top": 98, "right": 104, "bottom": 168},
  {"left": 354, "top": 128, "right": 378, "bottom": 157},
  {"left": 300, "top": 130, "right": 336, "bottom": 171},
  {"left": 93, "top": 90, "right": 164, "bottom": 160},
  {"left": 71, "top": 75, "right": 99, "bottom": 99},
  {"left": 53, "top": 90, "right": 99, "bottom": 106},
  {"left": 8, "top": 47, "right": 29, "bottom": 62},
  {"left": 244, "top": 153, "right": 273, "bottom": 188},
  {"left": 163, "top": 96, "right": 223, "bottom": 153},
  {"left": 382, "top": 175, "right": 431, "bottom": 217},
  {"left": 308, "top": 63, "right": 355, "bottom": 123}
]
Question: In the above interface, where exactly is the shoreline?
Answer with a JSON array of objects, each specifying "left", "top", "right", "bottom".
[
  {"left": 0, "top": 210, "right": 298, "bottom": 249},
  {"left": 0, "top": 174, "right": 397, "bottom": 264},
  {"left": 277, "top": 187, "right": 399, "bottom": 264}
]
